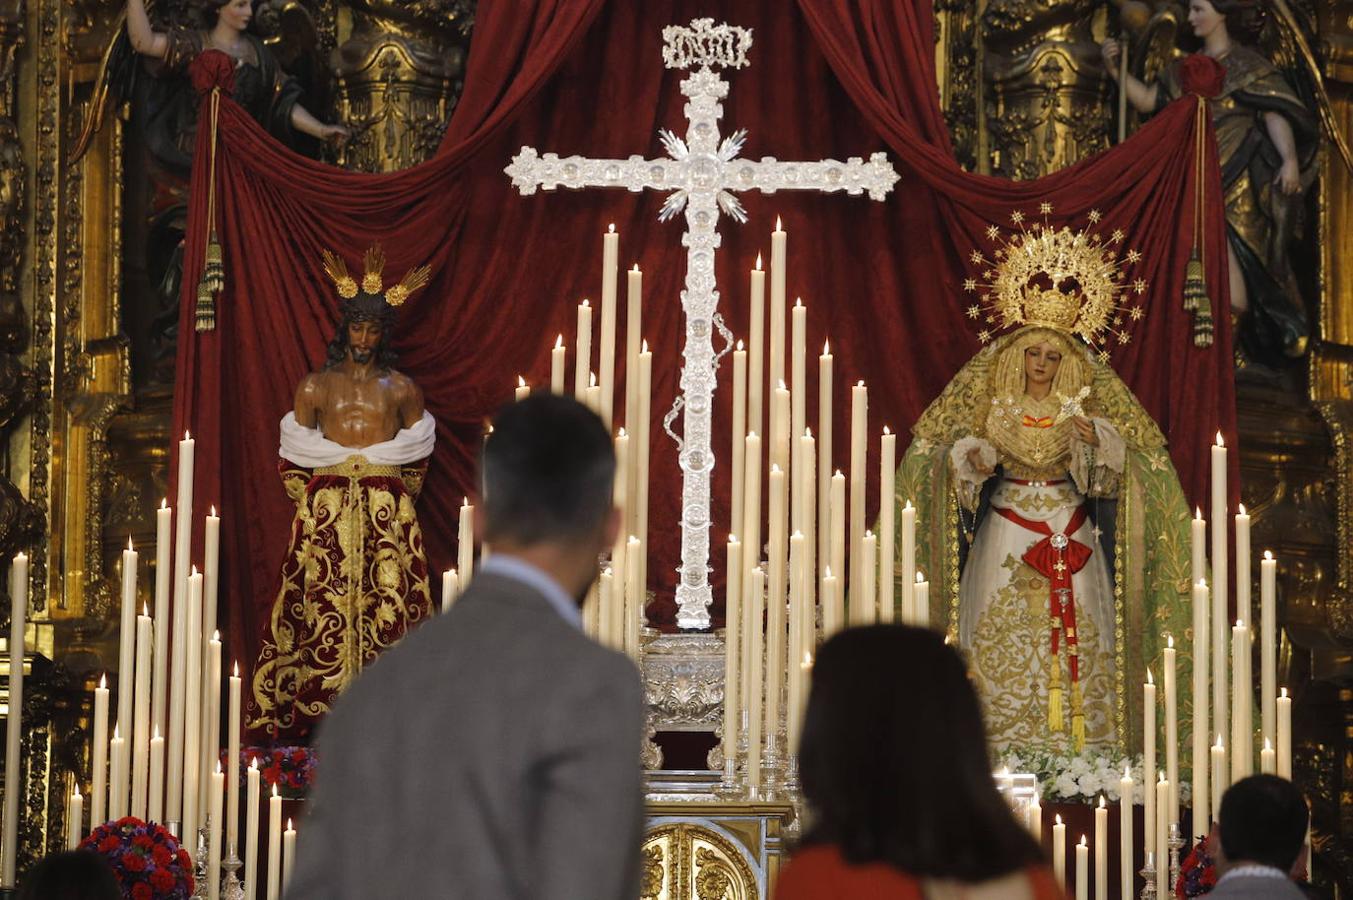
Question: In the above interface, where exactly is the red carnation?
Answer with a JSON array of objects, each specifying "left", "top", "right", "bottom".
[
  {"left": 150, "top": 867, "right": 176, "bottom": 892},
  {"left": 124, "top": 852, "right": 148, "bottom": 873},
  {"left": 133, "top": 834, "right": 154, "bottom": 849},
  {"left": 98, "top": 835, "right": 122, "bottom": 853},
  {"left": 1177, "top": 53, "right": 1226, "bottom": 99},
  {"left": 177, "top": 848, "right": 193, "bottom": 868},
  {"left": 152, "top": 843, "right": 173, "bottom": 865},
  {"left": 131, "top": 881, "right": 153, "bottom": 900},
  {"left": 292, "top": 749, "right": 307, "bottom": 763}
]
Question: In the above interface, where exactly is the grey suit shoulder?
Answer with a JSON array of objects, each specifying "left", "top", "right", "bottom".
[{"left": 1209, "top": 875, "right": 1310, "bottom": 900}]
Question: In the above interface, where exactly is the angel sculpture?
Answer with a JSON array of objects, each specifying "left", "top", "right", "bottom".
[
  {"left": 894, "top": 218, "right": 1193, "bottom": 755},
  {"left": 1103, "top": 0, "right": 1341, "bottom": 367}
]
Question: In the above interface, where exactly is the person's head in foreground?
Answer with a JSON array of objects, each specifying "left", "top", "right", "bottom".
[
  {"left": 1214, "top": 774, "right": 1309, "bottom": 879},
  {"left": 18, "top": 850, "right": 120, "bottom": 900},
  {"left": 797, "top": 625, "right": 1044, "bottom": 883},
  {"left": 481, "top": 393, "right": 619, "bottom": 600}
]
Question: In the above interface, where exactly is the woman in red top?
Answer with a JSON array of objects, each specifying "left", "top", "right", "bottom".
[{"left": 776, "top": 626, "right": 1066, "bottom": 900}]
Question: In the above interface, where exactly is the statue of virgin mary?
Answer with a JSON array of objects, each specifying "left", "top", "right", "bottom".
[{"left": 895, "top": 216, "right": 1195, "bottom": 757}]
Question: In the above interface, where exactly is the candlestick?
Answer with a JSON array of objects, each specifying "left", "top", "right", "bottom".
[
  {"left": 209, "top": 765, "right": 224, "bottom": 900},
  {"left": 1120, "top": 766, "right": 1134, "bottom": 900},
  {"left": 1192, "top": 579, "right": 1211, "bottom": 832},
  {"left": 1144, "top": 670, "right": 1156, "bottom": 861},
  {"left": 551, "top": 334, "right": 566, "bottom": 395},
  {"left": 748, "top": 257, "right": 766, "bottom": 471},
  {"left": 1276, "top": 689, "right": 1292, "bottom": 778},
  {"left": 769, "top": 219, "right": 787, "bottom": 399},
  {"left": 731, "top": 342, "right": 747, "bottom": 545},
  {"left": 149, "top": 728, "right": 164, "bottom": 825},
  {"left": 1053, "top": 814, "right": 1067, "bottom": 890},
  {"left": 267, "top": 785, "right": 282, "bottom": 900},
  {"left": 227, "top": 665, "right": 241, "bottom": 848},
  {"left": 441, "top": 569, "right": 459, "bottom": 613},
  {"left": 723, "top": 538, "right": 742, "bottom": 773},
  {"left": 1260, "top": 551, "right": 1277, "bottom": 749},
  {"left": 282, "top": 819, "right": 297, "bottom": 895},
  {"left": 169, "top": 433, "right": 195, "bottom": 826},
  {"left": 117, "top": 541, "right": 138, "bottom": 769},
  {"left": 817, "top": 341, "right": 833, "bottom": 601},
  {"left": 153, "top": 501, "right": 171, "bottom": 742},
  {"left": 67, "top": 785, "right": 83, "bottom": 851},
  {"left": 765, "top": 466, "right": 787, "bottom": 758},
  {"left": 745, "top": 567, "right": 766, "bottom": 795},
  {"left": 458, "top": 498, "right": 474, "bottom": 592},
  {"left": 1211, "top": 735, "right": 1225, "bottom": 824},
  {"left": 1164, "top": 635, "right": 1179, "bottom": 827},
  {"left": 1095, "top": 796, "right": 1108, "bottom": 900},
  {"left": 599, "top": 225, "right": 618, "bottom": 428},
  {"left": 1211, "top": 434, "right": 1229, "bottom": 772},
  {"left": 574, "top": 299, "right": 592, "bottom": 401},
  {"left": 1, "top": 553, "right": 26, "bottom": 888},
  {"left": 878, "top": 429, "right": 896, "bottom": 623},
  {"left": 132, "top": 610, "right": 153, "bottom": 819},
  {"left": 1231, "top": 619, "right": 1251, "bottom": 781},
  {"left": 849, "top": 381, "right": 867, "bottom": 618},
  {"left": 1076, "top": 835, "right": 1088, "bottom": 900},
  {"left": 244, "top": 759, "right": 259, "bottom": 900},
  {"left": 92, "top": 674, "right": 108, "bottom": 828}
]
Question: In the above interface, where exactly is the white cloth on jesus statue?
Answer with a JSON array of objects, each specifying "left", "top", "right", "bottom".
[{"left": 277, "top": 410, "right": 436, "bottom": 467}]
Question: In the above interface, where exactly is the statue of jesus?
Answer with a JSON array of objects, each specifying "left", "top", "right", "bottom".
[{"left": 248, "top": 245, "right": 436, "bottom": 743}]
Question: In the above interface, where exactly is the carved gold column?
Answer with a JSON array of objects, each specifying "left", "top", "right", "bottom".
[{"left": 333, "top": 1, "right": 472, "bottom": 173}]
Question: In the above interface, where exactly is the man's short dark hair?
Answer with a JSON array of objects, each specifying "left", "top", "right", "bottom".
[
  {"left": 482, "top": 394, "right": 615, "bottom": 547},
  {"left": 1219, "top": 774, "right": 1309, "bottom": 871}
]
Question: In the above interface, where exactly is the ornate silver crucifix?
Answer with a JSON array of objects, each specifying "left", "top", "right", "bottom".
[{"left": 506, "top": 19, "right": 899, "bottom": 629}]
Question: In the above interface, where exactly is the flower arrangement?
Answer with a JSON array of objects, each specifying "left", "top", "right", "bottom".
[
  {"left": 997, "top": 747, "right": 1192, "bottom": 805},
  {"left": 78, "top": 817, "right": 194, "bottom": 899},
  {"left": 228, "top": 745, "right": 318, "bottom": 798},
  {"left": 1176, "top": 838, "right": 1218, "bottom": 897}
]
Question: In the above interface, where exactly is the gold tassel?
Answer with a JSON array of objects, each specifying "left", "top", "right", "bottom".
[
  {"left": 1183, "top": 250, "right": 1206, "bottom": 313},
  {"left": 196, "top": 89, "right": 223, "bottom": 333},
  {"left": 1070, "top": 678, "right": 1086, "bottom": 751},
  {"left": 1048, "top": 686, "right": 1064, "bottom": 733},
  {"left": 194, "top": 280, "right": 216, "bottom": 332},
  {"left": 202, "top": 231, "right": 225, "bottom": 293}
]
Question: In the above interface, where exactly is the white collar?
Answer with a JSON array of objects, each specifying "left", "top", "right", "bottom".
[{"left": 1217, "top": 864, "right": 1290, "bottom": 886}]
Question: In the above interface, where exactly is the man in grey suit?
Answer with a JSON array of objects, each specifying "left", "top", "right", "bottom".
[
  {"left": 287, "top": 394, "right": 645, "bottom": 900},
  {"left": 1208, "top": 775, "right": 1310, "bottom": 899}
]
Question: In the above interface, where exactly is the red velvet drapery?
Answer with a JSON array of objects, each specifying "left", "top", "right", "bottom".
[{"left": 171, "top": 1, "right": 1234, "bottom": 700}]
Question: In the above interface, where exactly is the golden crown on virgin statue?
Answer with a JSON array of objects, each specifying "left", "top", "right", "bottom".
[{"left": 962, "top": 207, "right": 1148, "bottom": 357}]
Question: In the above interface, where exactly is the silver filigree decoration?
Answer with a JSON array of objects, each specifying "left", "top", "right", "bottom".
[
  {"left": 661, "top": 18, "right": 753, "bottom": 71},
  {"left": 504, "top": 20, "right": 899, "bottom": 629}
]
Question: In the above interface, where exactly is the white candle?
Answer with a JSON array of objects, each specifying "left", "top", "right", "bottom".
[
  {"left": 585, "top": 371, "right": 600, "bottom": 419},
  {"left": 855, "top": 531, "right": 877, "bottom": 626},
  {"left": 169, "top": 433, "right": 195, "bottom": 826},
  {"left": 1156, "top": 773, "right": 1170, "bottom": 898},
  {"left": 799, "top": 431, "right": 816, "bottom": 660},
  {"left": 92, "top": 674, "right": 108, "bottom": 828},
  {"left": 746, "top": 568, "right": 766, "bottom": 795},
  {"left": 635, "top": 342, "right": 652, "bottom": 596},
  {"left": 599, "top": 225, "right": 619, "bottom": 428},
  {"left": 148, "top": 728, "right": 164, "bottom": 825},
  {"left": 849, "top": 381, "right": 867, "bottom": 619},
  {"left": 625, "top": 265, "right": 642, "bottom": 442},
  {"left": 901, "top": 500, "right": 916, "bottom": 624},
  {"left": 1260, "top": 738, "right": 1276, "bottom": 774},
  {"left": 182, "top": 569, "right": 203, "bottom": 841},
  {"left": 1143, "top": 669, "right": 1156, "bottom": 860},
  {"left": 914, "top": 571, "right": 930, "bottom": 630},
  {"left": 1165, "top": 636, "right": 1179, "bottom": 827},
  {"left": 1235, "top": 503, "right": 1251, "bottom": 621},
  {"left": 1231, "top": 618, "right": 1251, "bottom": 781},
  {"left": 723, "top": 537, "right": 742, "bottom": 777},
  {"left": 830, "top": 471, "right": 846, "bottom": 606},
  {"left": 1053, "top": 814, "right": 1067, "bottom": 889},
  {"left": 282, "top": 819, "right": 297, "bottom": 895},
  {"left": 227, "top": 665, "right": 240, "bottom": 847},
  {"left": 1120, "top": 767, "right": 1134, "bottom": 900},
  {"left": 1, "top": 553, "right": 26, "bottom": 888},
  {"left": 791, "top": 301, "right": 807, "bottom": 536},
  {"left": 202, "top": 505, "right": 220, "bottom": 691},
  {"left": 457, "top": 498, "right": 474, "bottom": 592},
  {"left": 67, "top": 785, "right": 83, "bottom": 850},
  {"left": 1276, "top": 689, "right": 1292, "bottom": 778},
  {"left": 153, "top": 501, "right": 171, "bottom": 743},
  {"left": 551, "top": 334, "right": 566, "bottom": 395},
  {"left": 1261, "top": 551, "right": 1277, "bottom": 749},
  {"left": 1211, "top": 434, "right": 1229, "bottom": 769},
  {"left": 624, "top": 541, "right": 643, "bottom": 657},
  {"left": 1192, "top": 507, "right": 1206, "bottom": 587},
  {"left": 1211, "top": 735, "right": 1226, "bottom": 824},
  {"left": 244, "top": 759, "right": 259, "bottom": 900},
  {"left": 109, "top": 725, "right": 126, "bottom": 821},
  {"left": 769, "top": 218, "right": 787, "bottom": 398},
  {"left": 765, "top": 466, "right": 787, "bottom": 756},
  {"left": 1076, "top": 835, "right": 1089, "bottom": 900},
  {"left": 740, "top": 432, "right": 763, "bottom": 708},
  {"left": 787, "top": 532, "right": 806, "bottom": 754},
  {"left": 817, "top": 341, "right": 833, "bottom": 600},
  {"left": 208, "top": 765, "right": 223, "bottom": 900},
  {"left": 731, "top": 342, "right": 747, "bottom": 544},
  {"left": 771, "top": 383, "right": 791, "bottom": 481},
  {"left": 821, "top": 567, "right": 841, "bottom": 639},
  {"left": 514, "top": 375, "right": 530, "bottom": 402},
  {"left": 131, "top": 610, "right": 153, "bottom": 819},
  {"left": 574, "top": 299, "right": 592, "bottom": 401},
  {"left": 598, "top": 569, "right": 616, "bottom": 651},
  {"left": 748, "top": 257, "right": 766, "bottom": 468},
  {"left": 267, "top": 784, "right": 282, "bottom": 900},
  {"left": 1094, "top": 796, "right": 1107, "bottom": 900},
  {"left": 1192, "top": 579, "right": 1211, "bottom": 833},
  {"left": 878, "top": 429, "right": 896, "bottom": 623},
  {"left": 1027, "top": 794, "right": 1042, "bottom": 842},
  {"left": 440, "top": 569, "right": 459, "bottom": 613},
  {"left": 117, "top": 541, "right": 138, "bottom": 768},
  {"left": 610, "top": 430, "right": 630, "bottom": 649},
  {"left": 203, "top": 631, "right": 222, "bottom": 821}
]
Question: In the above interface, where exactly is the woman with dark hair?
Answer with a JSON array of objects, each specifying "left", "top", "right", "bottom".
[{"left": 775, "top": 626, "right": 1061, "bottom": 899}]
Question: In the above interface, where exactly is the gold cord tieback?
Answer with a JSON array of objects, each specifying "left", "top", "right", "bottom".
[
  {"left": 196, "top": 88, "right": 224, "bottom": 332},
  {"left": 1182, "top": 96, "right": 1214, "bottom": 348}
]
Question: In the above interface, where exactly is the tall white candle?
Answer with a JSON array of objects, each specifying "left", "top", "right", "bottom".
[
  {"left": 2, "top": 553, "right": 27, "bottom": 887},
  {"left": 1120, "top": 767, "right": 1134, "bottom": 900},
  {"left": 830, "top": 471, "right": 846, "bottom": 605},
  {"left": 747, "top": 257, "right": 766, "bottom": 471},
  {"left": 799, "top": 431, "right": 817, "bottom": 659},
  {"left": 1277, "top": 688, "right": 1292, "bottom": 778},
  {"left": 1143, "top": 669, "right": 1156, "bottom": 860},
  {"left": 1192, "top": 579, "right": 1211, "bottom": 833},
  {"left": 769, "top": 219, "right": 787, "bottom": 399},
  {"left": 169, "top": 433, "right": 195, "bottom": 826},
  {"left": 1231, "top": 618, "right": 1251, "bottom": 781},
  {"left": 765, "top": 466, "right": 787, "bottom": 757},
  {"left": 208, "top": 765, "right": 223, "bottom": 900},
  {"left": 457, "top": 498, "right": 474, "bottom": 592},
  {"left": 514, "top": 376, "right": 530, "bottom": 402},
  {"left": 848, "top": 381, "right": 867, "bottom": 619},
  {"left": 731, "top": 342, "right": 747, "bottom": 545},
  {"left": 1094, "top": 796, "right": 1108, "bottom": 900},
  {"left": 574, "top": 299, "right": 592, "bottom": 401},
  {"left": 740, "top": 433, "right": 763, "bottom": 716},
  {"left": 1076, "top": 835, "right": 1089, "bottom": 900},
  {"left": 821, "top": 567, "right": 840, "bottom": 639},
  {"left": 282, "top": 819, "right": 297, "bottom": 895},
  {"left": 203, "top": 631, "right": 222, "bottom": 820},
  {"left": 609, "top": 430, "right": 630, "bottom": 648},
  {"left": 1235, "top": 503, "right": 1251, "bottom": 620},
  {"left": 1156, "top": 773, "right": 1170, "bottom": 898},
  {"left": 746, "top": 568, "right": 766, "bottom": 795},
  {"left": 1028, "top": 795, "right": 1042, "bottom": 843},
  {"left": 598, "top": 569, "right": 616, "bottom": 651},
  {"left": 599, "top": 225, "right": 619, "bottom": 428},
  {"left": 623, "top": 541, "right": 642, "bottom": 656},
  {"left": 1192, "top": 507, "right": 1206, "bottom": 587},
  {"left": 267, "top": 784, "right": 282, "bottom": 900},
  {"left": 1260, "top": 551, "right": 1277, "bottom": 749},
  {"left": 551, "top": 334, "right": 566, "bottom": 395},
  {"left": 109, "top": 725, "right": 126, "bottom": 821},
  {"left": 92, "top": 674, "right": 108, "bottom": 828},
  {"left": 117, "top": 541, "right": 138, "bottom": 767},
  {"left": 1053, "top": 814, "right": 1067, "bottom": 890},
  {"left": 914, "top": 571, "right": 930, "bottom": 630},
  {"left": 1164, "top": 635, "right": 1179, "bottom": 827},
  {"left": 131, "top": 610, "right": 153, "bottom": 819},
  {"left": 625, "top": 265, "right": 643, "bottom": 444},
  {"left": 244, "top": 759, "right": 259, "bottom": 900},
  {"left": 148, "top": 728, "right": 164, "bottom": 825},
  {"left": 723, "top": 537, "right": 742, "bottom": 776},
  {"left": 440, "top": 569, "right": 459, "bottom": 613},
  {"left": 1211, "top": 735, "right": 1225, "bottom": 826},
  {"left": 1211, "top": 434, "right": 1229, "bottom": 771},
  {"left": 856, "top": 531, "right": 877, "bottom": 626},
  {"left": 153, "top": 501, "right": 171, "bottom": 742},
  {"left": 901, "top": 500, "right": 916, "bottom": 624},
  {"left": 786, "top": 532, "right": 806, "bottom": 754},
  {"left": 790, "top": 301, "right": 807, "bottom": 536},
  {"left": 1260, "top": 738, "right": 1276, "bottom": 774},
  {"left": 227, "top": 664, "right": 241, "bottom": 848},
  {"left": 200, "top": 510, "right": 221, "bottom": 819},
  {"left": 635, "top": 343, "right": 652, "bottom": 596},
  {"left": 878, "top": 429, "right": 896, "bottom": 623},
  {"left": 182, "top": 569, "right": 204, "bottom": 841},
  {"left": 202, "top": 507, "right": 220, "bottom": 710},
  {"left": 817, "top": 341, "right": 833, "bottom": 600},
  {"left": 771, "top": 383, "right": 791, "bottom": 481},
  {"left": 67, "top": 785, "right": 83, "bottom": 850}
]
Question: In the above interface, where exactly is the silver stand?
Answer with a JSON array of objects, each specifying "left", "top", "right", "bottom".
[
  {"left": 222, "top": 842, "right": 243, "bottom": 900},
  {"left": 1139, "top": 854, "right": 1158, "bottom": 900},
  {"left": 190, "top": 819, "right": 210, "bottom": 899},
  {"left": 1168, "top": 824, "right": 1185, "bottom": 892}
]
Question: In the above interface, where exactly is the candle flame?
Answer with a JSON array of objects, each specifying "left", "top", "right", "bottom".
[
  {"left": 518, "top": 375, "right": 526, "bottom": 388},
  {"left": 632, "top": 263, "right": 640, "bottom": 272},
  {"left": 1195, "top": 506, "right": 1202, "bottom": 519},
  {"left": 212, "top": 629, "right": 220, "bottom": 642},
  {"left": 834, "top": 469, "right": 844, "bottom": 478},
  {"left": 1239, "top": 503, "right": 1247, "bottom": 515},
  {"left": 1215, "top": 733, "right": 1224, "bottom": 747},
  {"left": 1099, "top": 795, "right": 1106, "bottom": 808},
  {"left": 1080, "top": 835, "right": 1088, "bottom": 847},
  {"left": 795, "top": 296, "right": 802, "bottom": 308},
  {"left": 755, "top": 254, "right": 763, "bottom": 270},
  {"left": 74, "top": 784, "right": 81, "bottom": 799},
  {"left": 555, "top": 334, "right": 563, "bottom": 348},
  {"left": 736, "top": 339, "right": 744, "bottom": 351},
  {"left": 153, "top": 726, "right": 160, "bottom": 740},
  {"left": 905, "top": 499, "right": 913, "bottom": 510},
  {"left": 778, "top": 379, "right": 787, "bottom": 390},
  {"left": 641, "top": 339, "right": 649, "bottom": 353},
  {"left": 1264, "top": 737, "right": 1272, "bottom": 750},
  {"left": 1147, "top": 668, "right": 1154, "bottom": 685},
  {"left": 113, "top": 724, "right": 120, "bottom": 739},
  {"left": 804, "top": 427, "right": 812, "bottom": 438},
  {"left": 857, "top": 379, "right": 865, "bottom": 387},
  {"left": 801, "top": 651, "right": 813, "bottom": 670},
  {"left": 185, "top": 431, "right": 191, "bottom": 440},
  {"left": 161, "top": 498, "right": 168, "bottom": 510},
  {"left": 1281, "top": 687, "right": 1288, "bottom": 698},
  {"left": 590, "top": 372, "right": 597, "bottom": 387},
  {"left": 1168, "top": 634, "right": 1174, "bottom": 649},
  {"left": 915, "top": 571, "right": 926, "bottom": 583},
  {"left": 288, "top": 818, "right": 294, "bottom": 830},
  {"left": 618, "top": 427, "right": 627, "bottom": 438},
  {"left": 729, "top": 534, "right": 739, "bottom": 544},
  {"left": 1124, "top": 764, "right": 1132, "bottom": 779},
  {"left": 607, "top": 223, "right": 615, "bottom": 233},
  {"left": 216, "top": 761, "right": 223, "bottom": 774},
  {"left": 1197, "top": 578, "right": 1208, "bottom": 588},
  {"left": 823, "top": 340, "right": 830, "bottom": 355},
  {"left": 143, "top": 604, "right": 149, "bottom": 617},
  {"left": 273, "top": 784, "right": 279, "bottom": 797},
  {"left": 1236, "top": 618, "right": 1245, "bottom": 628},
  {"left": 127, "top": 536, "right": 134, "bottom": 551},
  {"left": 823, "top": 565, "right": 832, "bottom": 577},
  {"left": 582, "top": 298, "right": 590, "bottom": 308},
  {"left": 192, "top": 565, "right": 199, "bottom": 577},
  {"left": 776, "top": 216, "right": 783, "bottom": 230},
  {"left": 1159, "top": 770, "right": 1166, "bottom": 782},
  {"left": 1216, "top": 431, "right": 1225, "bottom": 447},
  {"left": 463, "top": 496, "right": 469, "bottom": 506},
  {"left": 771, "top": 464, "right": 782, "bottom": 474},
  {"left": 865, "top": 529, "right": 874, "bottom": 539},
  {"left": 1264, "top": 549, "right": 1274, "bottom": 561},
  {"left": 250, "top": 757, "right": 259, "bottom": 770},
  {"left": 99, "top": 673, "right": 107, "bottom": 689},
  {"left": 234, "top": 662, "right": 240, "bottom": 677},
  {"left": 1055, "top": 814, "right": 1063, "bottom": 825}
]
